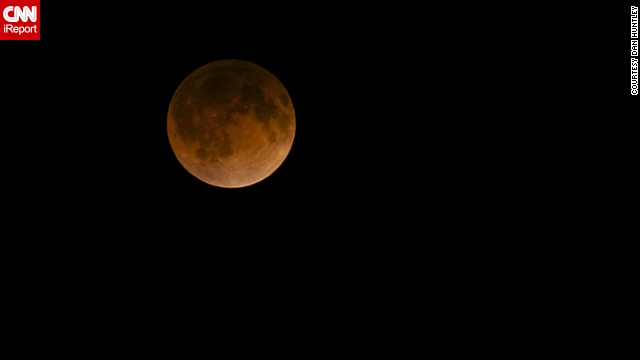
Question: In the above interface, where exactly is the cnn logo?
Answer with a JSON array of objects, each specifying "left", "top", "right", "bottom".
[
  {"left": 3, "top": 6, "right": 37, "bottom": 22},
  {"left": 1, "top": 1, "right": 40, "bottom": 40}
]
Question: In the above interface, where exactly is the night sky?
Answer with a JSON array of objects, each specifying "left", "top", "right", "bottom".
[
  {"left": 0, "top": 3, "right": 633, "bottom": 266},
  {"left": 0, "top": 2, "right": 636, "bottom": 350}
]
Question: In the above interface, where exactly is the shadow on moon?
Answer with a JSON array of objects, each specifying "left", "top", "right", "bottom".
[{"left": 167, "top": 59, "right": 296, "bottom": 188}]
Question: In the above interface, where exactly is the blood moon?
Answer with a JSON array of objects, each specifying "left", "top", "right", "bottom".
[{"left": 167, "top": 60, "right": 295, "bottom": 188}]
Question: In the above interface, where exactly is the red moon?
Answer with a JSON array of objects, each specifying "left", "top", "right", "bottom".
[{"left": 167, "top": 60, "right": 295, "bottom": 188}]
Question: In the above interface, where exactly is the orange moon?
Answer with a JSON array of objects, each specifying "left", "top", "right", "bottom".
[{"left": 167, "top": 59, "right": 295, "bottom": 188}]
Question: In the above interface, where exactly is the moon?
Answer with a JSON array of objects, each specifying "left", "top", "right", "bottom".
[{"left": 167, "top": 59, "right": 295, "bottom": 188}]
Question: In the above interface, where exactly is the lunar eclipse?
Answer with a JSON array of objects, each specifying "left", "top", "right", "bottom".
[{"left": 167, "top": 59, "right": 296, "bottom": 188}]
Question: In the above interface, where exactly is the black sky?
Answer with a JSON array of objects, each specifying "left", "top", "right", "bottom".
[
  {"left": 0, "top": 2, "right": 636, "bottom": 349},
  {"left": 0, "top": 2, "right": 634, "bottom": 252}
]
